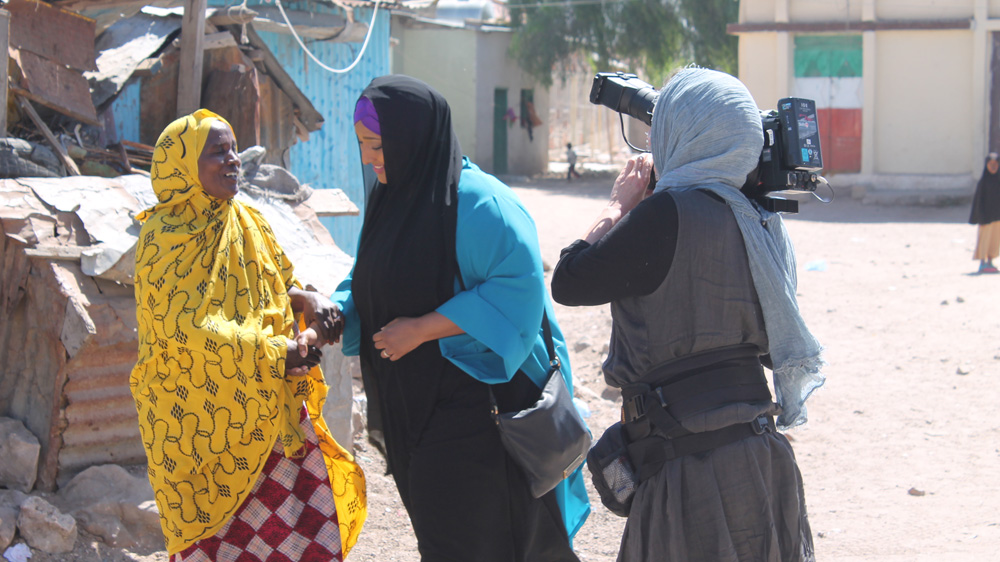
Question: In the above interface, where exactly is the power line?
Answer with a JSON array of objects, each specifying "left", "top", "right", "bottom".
[
  {"left": 506, "top": 0, "right": 644, "bottom": 10},
  {"left": 273, "top": 0, "right": 382, "bottom": 74}
]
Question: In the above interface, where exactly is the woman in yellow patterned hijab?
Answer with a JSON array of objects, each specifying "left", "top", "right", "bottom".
[{"left": 131, "top": 109, "right": 365, "bottom": 561}]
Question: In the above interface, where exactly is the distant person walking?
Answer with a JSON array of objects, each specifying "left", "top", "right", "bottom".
[
  {"left": 970, "top": 152, "right": 1000, "bottom": 274},
  {"left": 566, "top": 143, "right": 582, "bottom": 181}
]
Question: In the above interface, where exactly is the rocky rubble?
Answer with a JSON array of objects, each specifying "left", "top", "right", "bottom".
[
  {"left": 0, "top": 419, "right": 39, "bottom": 494},
  {"left": 0, "top": 417, "right": 161, "bottom": 559}
]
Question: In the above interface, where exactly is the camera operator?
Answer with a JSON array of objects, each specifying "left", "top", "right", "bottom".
[{"left": 551, "top": 67, "right": 823, "bottom": 562}]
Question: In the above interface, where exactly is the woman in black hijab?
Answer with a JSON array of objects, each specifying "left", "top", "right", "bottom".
[
  {"left": 327, "top": 75, "right": 588, "bottom": 561},
  {"left": 970, "top": 152, "right": 1000, "bottom": 273}
]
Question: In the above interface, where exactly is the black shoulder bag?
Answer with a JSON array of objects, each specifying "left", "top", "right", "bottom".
[{"left": 488, "top": 313, "right": 592, "bottom": 498}]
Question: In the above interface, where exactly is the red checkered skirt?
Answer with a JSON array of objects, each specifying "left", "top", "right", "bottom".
[{"left": 172, "top": 411, "right": 344, "bottom": 562}]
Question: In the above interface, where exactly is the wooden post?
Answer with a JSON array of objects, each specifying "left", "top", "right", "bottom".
[
  {"left": 0, "top": 9, "right": 9, "bottom": 136},
  {"left": 16, "top": 95, "right": 81, "bottom": 175},
  {"left": 177, "top": 0, "right": 207, "bottom": 117}
]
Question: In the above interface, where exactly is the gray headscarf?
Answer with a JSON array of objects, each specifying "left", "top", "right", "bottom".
[{"left": 650, "top": 67, "right": 824, "bottom": 429}]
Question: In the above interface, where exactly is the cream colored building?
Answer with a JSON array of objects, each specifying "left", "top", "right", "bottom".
[
  {"left": 390, "top": 14, "right": 549, "bottom": 177},
  {"left": 730, "top": 0, "right": 1000, "bottom": 202}
]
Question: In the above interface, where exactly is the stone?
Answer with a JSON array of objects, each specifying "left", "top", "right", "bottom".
[
  {"left": 0, "top": 488, "right": 29, "bottom": 548},
  {"left": 352, "top": 395, "right": 368, "bottom": 442},
  {"left": 16, "top": 496, "right": 77, "bottom": 554},
  {"left": 0, "top": 137, "right": 61, "bottom": 174},
  {"left": 600, "top": 386, "right": 621, "bottom": 401},
  {"left": 0, "top": 504, "right": 19, "bottom": 550},
  {"left": 574, "top": 384, "right": 602, "bottom": 403},
  {"left": 246, "top": 164, "right": 313, "bottom": 202},
  {"left": 321, "top": 345, "right": 357, "bottom": 449},
  {"left": 0, "top": 490, "right": 29, "bottom": 509},
  {"left": 0, "top": 418, "right": 41, "bottom": 493},
  {"left": 54, "top": 465, "right": 161, "bottom": 551},
  {"left": 238, "top": 145, "right": 267, "bottom": 179}
]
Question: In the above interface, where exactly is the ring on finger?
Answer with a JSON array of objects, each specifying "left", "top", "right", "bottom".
[{"left": 381, "top": 350, "right": 389, "bottom": 359}]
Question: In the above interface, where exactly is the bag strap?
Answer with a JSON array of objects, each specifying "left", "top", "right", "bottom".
[
  {"left": 462, "top": 255, "right": 558, "bottom": 413},
  {"left": 487, "top": 311, "right": 556, "bottom": 417},
  {"left": 540, "top": 311, "right": 559, "bottom": 370},
  {"left": 625, "top": 414, "right": 775, "bottom": 482},
  {"left": 621, "top": 345, "right": 765, "bottom": 439}
]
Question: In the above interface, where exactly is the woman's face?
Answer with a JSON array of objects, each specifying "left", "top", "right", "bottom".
[
  {"left": 355, "top": 121, "right": 387, "bottom": 183},
  {"left": 198, "top": 121, "right": 241, "bottom": 200}
]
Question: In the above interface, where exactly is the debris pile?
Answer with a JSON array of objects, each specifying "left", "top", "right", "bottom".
[{"left": 2, "top": 0, "right": 330, "bottom": 182}]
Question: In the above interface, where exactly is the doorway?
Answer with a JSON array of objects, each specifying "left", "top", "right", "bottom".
[{"left": 493, "top": 88, "right": 508, "bottom": 175}]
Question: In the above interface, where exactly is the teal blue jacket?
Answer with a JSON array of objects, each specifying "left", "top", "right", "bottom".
[{"left": 333, "top": 158, "right": 590, "bottom": 540}]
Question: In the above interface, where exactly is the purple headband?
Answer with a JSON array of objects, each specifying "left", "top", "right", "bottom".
[{"left": 354, "top": 96, "right": 380, "bottom": 135}]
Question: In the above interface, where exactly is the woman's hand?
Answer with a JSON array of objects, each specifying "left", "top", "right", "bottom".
[
  {"left": 582, "top": 154, "right": 654, "bottom": 244},
  {"left": 289, "top": 287, "right": 344, "bottom": 345},
  {"left": 373, "top": 312, "right": 463, "bottom": 362},
  {"left": 373, "top": 318, "right": 424, "bottom": 362},
  {"left": 293, "top": 323, "right": 323, "bottom": 360},
  {"left": 608, "top": 154, "right": 654, "bottom": 216},
  {"left": 285, "top": 337, "right": 322, "bottom": 376}
]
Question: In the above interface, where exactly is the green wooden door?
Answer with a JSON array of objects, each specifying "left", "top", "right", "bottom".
[{"left": 493, "top": 88, "right": 508, "bottom": 175}]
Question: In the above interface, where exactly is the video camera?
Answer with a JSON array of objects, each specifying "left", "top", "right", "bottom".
[{"left": 589, "top": 71, "right": 828, "bottom": 213}]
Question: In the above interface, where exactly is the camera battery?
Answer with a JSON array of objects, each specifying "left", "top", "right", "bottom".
[{"left": 777, "top": 98, "right": 823, "bottom": 170}]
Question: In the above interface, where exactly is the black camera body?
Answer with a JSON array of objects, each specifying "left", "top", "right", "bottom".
[{"left": 589, "top": 72, "right": 825, "bottom": 213}]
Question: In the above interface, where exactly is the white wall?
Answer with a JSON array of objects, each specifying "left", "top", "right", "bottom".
[
  {"left": 547, "top": 67, "right": 644, "bottom": 167},
  {"left": 391, "top": 22, "right": 548, "bottom": 176},
  {"left": 788, "top": 0, "right": 863, "bottom": 22},
  {"left": 392, "top": 26, "right": 480, "bottom": 160},
  {"left": 748, "top": 0, "right": 974, "bottom": 22},
  {"left": 735, "top": 0, "right": 985, "bottom": 195},
  {"left": 873, "top": 0, "right": 973, "bottom": 20},
  {"left": 738, "top": 33, "right": 784, "bottom": 107},
  {"left": 740, "top": 0, "right": 777, "bottom": 22},
  {"left": 873, "top": 30, "right": 973, "bottom": 175},
  {"left": 474, "top": 29, "right": 549, "bottom": 176}
]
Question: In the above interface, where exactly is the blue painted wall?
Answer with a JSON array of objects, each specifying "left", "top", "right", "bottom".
[
  {"left": 250, "top": 0, "right": 390, "bottom": 254},
  {"left": 110, "top": 78, "right": 142, "bottom": 145}
]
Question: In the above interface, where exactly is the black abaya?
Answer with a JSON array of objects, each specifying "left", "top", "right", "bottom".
[
  {"left": 970, "top": 157, "right": 1000, "bottom": 225},
  {"left": 349, "top": 75, "right": 578, "bottom": 562}
]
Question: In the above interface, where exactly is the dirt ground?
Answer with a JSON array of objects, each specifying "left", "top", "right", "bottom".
[{"left": 24, "top": 169, "right": 1000, "bottom": 561}]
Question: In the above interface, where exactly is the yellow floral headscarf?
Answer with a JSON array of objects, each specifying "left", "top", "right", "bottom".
[{"left": 131, "top": 109, "right": 364, "bottom": 555}]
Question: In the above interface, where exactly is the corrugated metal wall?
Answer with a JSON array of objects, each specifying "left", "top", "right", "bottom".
[
  {"left": 57, "top": 282, "right": 147, "bottom": 484},
  {"left": 110, "top": 78, "right": 142, "bottom": 144},
  {"left": 252, "top": 0, "right": 391, "bottom": 255}
]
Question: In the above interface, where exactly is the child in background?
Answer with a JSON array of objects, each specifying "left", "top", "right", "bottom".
[
  {"left": 970, "top": 152, "right": 1000, "bottom": 274},
  {"left": 566, "top": 143, "right": 582, "bottom": 181}
]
